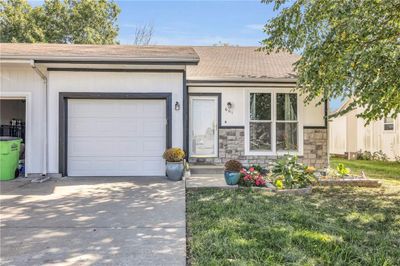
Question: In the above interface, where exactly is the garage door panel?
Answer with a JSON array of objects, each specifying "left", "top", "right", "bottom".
[
  {"left": 68, "top": 157, "right": 164, "bottom": 176},
  {"left": 68, "top": 99, "right": 166, "bottom": 176},
  {"left": 69, "top": 99, "right": 165, "bottom": 118}
]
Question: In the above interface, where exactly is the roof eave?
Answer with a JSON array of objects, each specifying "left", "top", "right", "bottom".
[
  {"left": 187, "top": 77, "right": 297, "bottom": 84},
  {"left": 0, "top": 55, "right": 200, "bottom": 65}
]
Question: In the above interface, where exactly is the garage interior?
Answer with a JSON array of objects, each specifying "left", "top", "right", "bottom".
[{"left": 0, "top": 99, "right": 26, "bottom": 177}]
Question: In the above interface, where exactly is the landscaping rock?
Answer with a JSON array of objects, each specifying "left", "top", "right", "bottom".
[
  {"left": 275, "top": 186, "right": 313, "bottom": 195},
  {"left": 317, "top": 179, "right": 381, "bottom": 187}
]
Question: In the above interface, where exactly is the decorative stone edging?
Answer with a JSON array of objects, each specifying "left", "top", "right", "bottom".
[
  {"left": 275, "top": 186, "right": 313, "bottom": 195},
  {"left": 317, "top": 179, "right": 381, "bottom": 188},
  {"left": 239, "top": 185, "right": 313, "bottom": 195}
]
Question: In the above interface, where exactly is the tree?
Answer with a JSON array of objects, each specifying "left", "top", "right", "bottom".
[
  {"left": 0, "top": 0, "right": 44, "bottom": 42},
  {"left": 0, "top": 0, "right": 121, "bottom": 44},
  {"left": 261, "top": 0, "right": 400, "bottom": 122},
  {"left": 133, "top": 23, "right": 153, "bottom": 45}
]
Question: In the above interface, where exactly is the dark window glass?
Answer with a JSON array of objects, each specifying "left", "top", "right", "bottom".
[
  {"left": 249, "top": 122, "right": 271, "bottom": 151},
  {"left": 276, "top": 93, "right": 297, "bottom": 121},
  {"left": 276, "top": 122, "right": 298, "bottom": 150},
  {"left": 250, "top": 93, "right": 271, "bottom": 120}
]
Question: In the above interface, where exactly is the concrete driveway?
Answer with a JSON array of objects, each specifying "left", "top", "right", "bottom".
[{"left": 0, "top": 177, "right": 185, "bottom": 266}]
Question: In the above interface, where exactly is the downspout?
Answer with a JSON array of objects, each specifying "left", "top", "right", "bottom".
[{"left": 30, "top": 60, "right": 48, "bottom": 176}]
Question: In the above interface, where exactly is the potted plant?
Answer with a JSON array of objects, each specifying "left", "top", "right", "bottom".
[
  {"left": 163, "top": 147, "right": 185, "bottom": 181},
  {"left": 224, "top": 160, "right": 242, "bottom": 185}
]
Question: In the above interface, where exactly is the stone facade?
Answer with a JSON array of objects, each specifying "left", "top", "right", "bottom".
[{"left": 189, "top": 128, "right": 328, "bottom": 169}]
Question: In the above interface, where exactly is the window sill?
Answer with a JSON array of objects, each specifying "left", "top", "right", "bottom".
[{"left": 245, "top": 150, "right": 303, "bottom": 157}]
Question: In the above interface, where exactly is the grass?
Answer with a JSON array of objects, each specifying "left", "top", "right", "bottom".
[
  {"left": 330, "top": 157, "right": 400, "bottom": 184},
  {"left": 187, "top": 159, "right": 400, "bottom": 265}
]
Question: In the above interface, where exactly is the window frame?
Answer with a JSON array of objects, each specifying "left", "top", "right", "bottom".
[
  {"left": 383, "top": 117, "right": 395, "bottom": 132},
  {"left": 244, "top": 88, "right": 304, "bottom": 156}
]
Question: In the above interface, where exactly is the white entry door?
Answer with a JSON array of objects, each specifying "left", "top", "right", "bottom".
[
  {"left": 67, "top": 99, "right": 166, "bottom": 176},
  {"left": 189, "top": 96, "right": 218, "bottom": 157}
]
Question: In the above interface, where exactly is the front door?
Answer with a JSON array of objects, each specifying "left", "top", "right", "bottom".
[{"left": 189, "top": 96, "right": 218, "bottom": 157}]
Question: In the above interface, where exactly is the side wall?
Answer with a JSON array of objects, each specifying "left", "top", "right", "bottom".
[
  {"left": 329, "top": 109, "right": 400, "bottom": 160},
  {"left": 188, "top": 86, "right": 328, "bottom": 169},
  {"left": 0, "top": 66, "right": 45, "bottom": 174},
  {"left": 47, "top": 71, "right": 184, "bottom": 174}
]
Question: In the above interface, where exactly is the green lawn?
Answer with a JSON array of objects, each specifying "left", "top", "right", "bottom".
[
  {"left": 330, "top": 157, "right": 400, "bottom": 183},
  {"left": 187, "top": 159, "right": 400, "bottom": 265}
]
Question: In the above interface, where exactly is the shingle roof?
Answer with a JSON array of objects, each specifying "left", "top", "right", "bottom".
[
  {"left": 0, "top": 43, "right": 299, "bottom": 80},
  {"left": 187, "top": 46, "right": 299, "bottom": 80},
  {"left": 0, "top": 43, "right": 200, "bottom": 63}
]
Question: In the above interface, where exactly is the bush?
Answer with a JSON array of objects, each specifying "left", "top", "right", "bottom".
[
  {"left": 356, "top": 150, "right": 372, "bottom": 160},
  {"left": 271, "top": 155, "right": 316, "bottom": 189},
  {"left": 356, "top": 150, "right": 388, "bottom": 161},
  {"left": 336, "top": 163, "right": 350, "bottom": 177},
  {"left": 239, "top": 167, "right": 268, "bottom": 187},
  {"left": 372, "top": 150, "right": 388, "bottom": 161},
  {"left": 224, "top": 160, "right": 242, "bottom": 172},
  {"left": 163, "top": 147, "right": 185, "bottom": 162}
]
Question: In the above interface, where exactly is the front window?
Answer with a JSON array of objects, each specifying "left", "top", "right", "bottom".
[
  {"left": 249, "top": 93, "right": 272, "bottom": 151},
  {"left": 247, "top": 91, "right": 300, "bottom": 154},
  {"left": 276, "top": 93, "right": 298, "bottom": 151},
  {"left": 384, "top": 118, "right": 394, "bottom": 131}
]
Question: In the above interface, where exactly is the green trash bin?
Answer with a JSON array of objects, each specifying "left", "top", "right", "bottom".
[{"left": 0, "top": 137, "right": 22, "bottom": 181}]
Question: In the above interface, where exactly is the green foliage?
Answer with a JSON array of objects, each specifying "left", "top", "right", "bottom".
[
  {"left": 0, "top": 0, "right": 120, "bottom": 44},
  {"left": 372, "top": 150, "right": 389, "bottom": 161},
  {"left": 271, "top": 155, "right": 315, "bottom": 189},
  {"left": 357, "top": 150, "right": 373, "bottom": 160},
  {"left": 162, "top": 147, "right": 185, "bottom": 162},
  {"left": 261, "top": 0, "right": 400, "bottom": 122},
  {"left": 224, "top": 160, "right": 242, "bottom": 172},
  {"left": 331, "top": 157, "right": 400, "bottom": 182},
  {"left": 336, "top": 163, "right": 350, "bottom": 177}
]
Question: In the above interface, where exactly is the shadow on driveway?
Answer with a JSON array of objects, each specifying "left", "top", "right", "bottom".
[{"left": 0, "top": 177, "right": 185, "bottom": 266}]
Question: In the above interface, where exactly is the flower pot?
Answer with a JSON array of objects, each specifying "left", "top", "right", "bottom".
[
  {"left": 224, "top": 171, "right": 240, "bottom": 185},
  {"left": 166, "top": 161, "right": 184, "bottom": 181}
]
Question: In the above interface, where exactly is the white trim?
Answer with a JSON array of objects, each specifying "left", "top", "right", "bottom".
[
  {"left": 0, "top": 92, "right": 32, "bottom": 177},
  {"left": 189, "top": 95, "right": 219, "bottom": 158},
  {"left": 244, "top": 88, "right": 304, "bottom": 156}
]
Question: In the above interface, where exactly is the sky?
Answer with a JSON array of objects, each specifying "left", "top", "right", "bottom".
[{"left": 29, "top": 0, "right": 343, "bottom": 110}]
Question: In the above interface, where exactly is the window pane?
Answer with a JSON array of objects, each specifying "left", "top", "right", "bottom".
[
  {"left": 384, "top": 117, "right": 394, "bottom": 124},
  {"left": 384, "top": 123, "right": 394, "bottom": 131},
  {"left": 250, "top": 93, "right": 271, "bottom": 120},
  {"left": 276, "top": 122, "right": 298, "bottom": 150},
  {"left": 250, "top": 122, "right": 271, "bottom": 151},
  {"left": 276, "top": 93, "right": 297, "bottom": 121}
]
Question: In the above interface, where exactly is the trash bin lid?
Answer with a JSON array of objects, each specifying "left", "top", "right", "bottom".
[{"left": 0, "top": 137, "right": 21, "bottom": 141}]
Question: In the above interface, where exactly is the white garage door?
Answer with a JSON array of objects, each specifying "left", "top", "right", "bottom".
[{"left": 67, "top": 99, "right": 166, "bottom": 176}]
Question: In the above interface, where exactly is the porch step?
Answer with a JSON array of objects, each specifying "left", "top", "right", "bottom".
[{"left": 190, "top": 165, "right": 224, "bottom": 175}]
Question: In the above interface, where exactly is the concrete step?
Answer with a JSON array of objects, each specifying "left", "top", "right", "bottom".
[{"left": 190, "top": 165, "right": 224, "bottom": 175}]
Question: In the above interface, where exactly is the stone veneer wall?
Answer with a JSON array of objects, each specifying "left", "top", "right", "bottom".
[{"left": 189, "top": 128, "right": 328, "bottom": 169}]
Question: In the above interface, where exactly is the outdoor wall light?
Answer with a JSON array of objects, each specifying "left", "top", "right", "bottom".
[
  {"left": 225, "top": 102, "right": 233, "bottom": 113},
  {"left": 175, "top": 101, "right": 180, "bottom": 111}
]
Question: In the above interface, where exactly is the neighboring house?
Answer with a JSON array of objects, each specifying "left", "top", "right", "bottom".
[
  {"left": 329, "top": 99, "right": 400, "bottom": 160},
  {"left": 0, "top": 43, "right": 328, "bottom": 177}
]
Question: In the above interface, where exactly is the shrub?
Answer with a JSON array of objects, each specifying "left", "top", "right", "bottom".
[
  {"left": 224, "top": 160, "right": 242, "bottom": 172},
  {"left": 336, "top": 163, "right": 350, "bottom": 177},
  {"left": 395, "top": 155, "right": 400, "bottom": 164},
  {"left": 356, "top": 150, "right": 388, "bottom": 161},
  {"left": 271, "top": 155, "right": 315, "bottom": 189},
  {"left": 372, "top": 150, "right": 388, "bottom": 161},
  {"left": 163, "top": 147, "right": 185, "bottom": 162},
  {"left": 239, "top": 167, "right": 268, "bottom": 187},
  {"left": 356, "top": 150, "right": 372, "bottom": 160}
]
